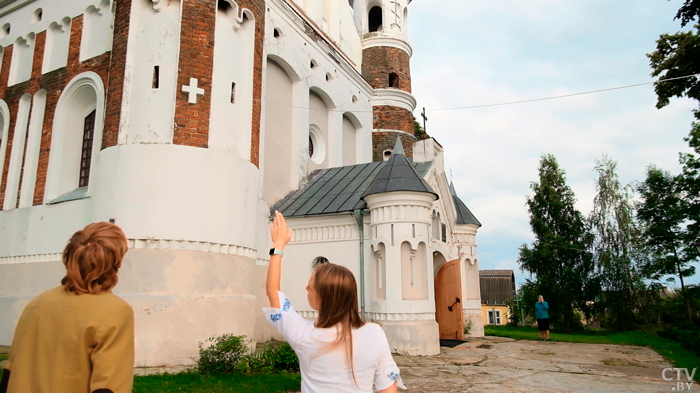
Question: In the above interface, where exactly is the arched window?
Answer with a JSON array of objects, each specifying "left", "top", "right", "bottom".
[
  {"left": 388, "top": 73, "right": 399, "bottom": 88},
  {"left": 80, "top": 0, "right": 113, "bottom": 61},
  {"left": 368, "top": 6, "right": 382, "bottom": 32},
  {"left": 312, "top": 256, "right": 329, "bottom": 270},
  {"left": 45, "top": 72, "right": 104, "bottom": 203}
]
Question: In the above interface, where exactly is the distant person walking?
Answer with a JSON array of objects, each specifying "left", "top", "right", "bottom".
[
  {"left": 1, "top": 222, "right": 135, "bottom": 393},
  {"left": 535, "top": 295, "right": 550, "bottom": 341}
]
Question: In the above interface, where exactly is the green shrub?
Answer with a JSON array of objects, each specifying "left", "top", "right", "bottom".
[
  {"left": 658, "top": 321, "right": 700, "bottom": 357},
  {"left": 196, "top": 334, "right": 300, "bottom": 376},
  {"left": 197, "top": 334, "right": 250, "bottom": 375}
]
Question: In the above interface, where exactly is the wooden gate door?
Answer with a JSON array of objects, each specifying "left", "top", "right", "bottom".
[{"left": 435, "top": 260, "right": 464, "bottom": 340}]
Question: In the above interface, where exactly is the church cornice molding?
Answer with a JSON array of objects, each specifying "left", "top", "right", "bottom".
[
  {"left": 361, "top": 36, "right": 412, "bottom": 58},
  {"left": 371, "top": 88, "right": 416, "bottom": 112},
  {"left": 0, "top": 239, "right": 257, "bottom": 264}
]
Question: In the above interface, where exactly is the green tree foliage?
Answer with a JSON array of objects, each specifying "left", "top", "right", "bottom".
[
  {"left": 637, "top": 166, "right": 695, "bottom": 321},
  {"left": 518, "top": 154, "right": 597, "bottom": 333},
  {"left": 647, "top": 27, "right": 700, "bottom": 113},
  {"left": 673, "top": 0, "right": 700, "bottom": 28},
  {"left": 588, "top": 156, "right": 647, "bottom": 330},
  {"left": 413, "top": 116, "right": 426, "bottom": 140}
]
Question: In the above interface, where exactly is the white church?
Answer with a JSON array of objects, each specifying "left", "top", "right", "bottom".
[{"left": 0, "top": 0, "right": 484, "bottom": 366}]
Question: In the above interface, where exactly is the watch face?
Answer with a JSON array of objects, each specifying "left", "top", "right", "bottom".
[{"left": 269, "top": 248, "right": 275, "bottom": 256}]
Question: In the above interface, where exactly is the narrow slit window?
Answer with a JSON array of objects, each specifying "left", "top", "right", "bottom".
[
  {"left": 412, "top": 224, "right": 415, "bottom": 238},
  {"left": 391, "top": 224, "right": 394, "bottom": 246},
  {"left": 152, "top": 66, "right": 159, "bottom": 89},
  {"left": 410, "top": 256, "right": 415, "bottom": 286},
  {"left": 389, "top": 73, "right": 399, "bottom": 88},
  {"left": 79, "top": 110, "right": 96, "bottom": 188},
  {"left": 378, "top": 256, "right": 384, "bottom": 288},
  {"left": 230, "top": 82, "right": 236, "bottom": 104}
]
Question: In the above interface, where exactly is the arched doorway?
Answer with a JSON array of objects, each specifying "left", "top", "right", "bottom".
[{"left": 434, "top": 253, "right": 464, "bottom": 340}]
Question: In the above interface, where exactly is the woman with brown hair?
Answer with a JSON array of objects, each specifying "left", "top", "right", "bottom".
[
  {"left": 264, "top": 212, "right": 405, "bottom": 392},
  {"left": 0, "top": 222, "right": 135, "bottom": 393}
]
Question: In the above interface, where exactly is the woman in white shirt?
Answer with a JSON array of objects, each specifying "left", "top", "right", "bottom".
[{"left": 264, "top": 211, "right": 406, "bottom": 393}]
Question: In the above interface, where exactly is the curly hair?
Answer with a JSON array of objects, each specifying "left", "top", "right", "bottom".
[{"left": 61, "top": 222, "right": 128, "bottom": 294}]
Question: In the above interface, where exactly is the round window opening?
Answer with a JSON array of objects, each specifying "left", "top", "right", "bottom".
[
  {"left": 312, "top": 256, "right": 329, "bottom": 270},
  {"left": 308, "top": 125, "right": 325, "bottom": 165}
]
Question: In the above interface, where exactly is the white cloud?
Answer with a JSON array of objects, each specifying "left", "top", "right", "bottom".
[{"left": 407, "top": 0, "right": 700, "bottom": 285}]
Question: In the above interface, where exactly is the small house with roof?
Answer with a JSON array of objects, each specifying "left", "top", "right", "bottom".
[
  {"left": 479, "top": 270, "right": 516, "bottom": 326},
  {"left": 273, "top": 137, "right": 483, "bottom": 355}
]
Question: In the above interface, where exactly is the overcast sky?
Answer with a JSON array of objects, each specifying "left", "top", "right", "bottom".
[{"left": 407, "top": 0, "right": 700, "bottom": 288}]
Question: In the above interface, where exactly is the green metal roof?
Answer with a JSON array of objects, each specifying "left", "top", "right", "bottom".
[{"left": 272, "top": 159, "right": 436, "bottom": 219}]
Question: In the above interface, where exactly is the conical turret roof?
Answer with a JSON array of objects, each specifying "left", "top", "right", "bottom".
[
  {"left": 450, "top": 181, "right": 481, "bottom": 226},
  {"left": 362, "top": 138, "right": 438, "bottom": 200}
]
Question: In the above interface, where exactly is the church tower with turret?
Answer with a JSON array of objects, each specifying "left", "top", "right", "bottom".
[{"left": 354, "top": 0, "right": 417, "bottom": 162}]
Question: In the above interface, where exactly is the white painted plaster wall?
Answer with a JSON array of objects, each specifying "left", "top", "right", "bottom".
[
  {"left": 0, "top": 0, "right": 97, "bottom": 49},
  {"left": 119, "top": 0, "right": 180, "bottom": 145},
  {"left": 342, "top": 114, "right": 357, "bottom": 166},
  {"left": 262, "top": 59, "right": 294, "bottom": 204},
  {"left": 0, "top": 249, "right": 258, "bottom": 367},
  {"left": 18, "top": 90, "right": 46, "bottom": 208},
  {"left": 42, "top": 17, "right": 71, "bottom": 73},
  {"left": 209, "top": 2, "right": 255, "bottom": 157},
  {"left": 80, "top": 0, "right": 113, "bottom": 62},
  {"left": 92, "top": 144, "right": 260, "bottom": 248},
  {"left": 8, "top": 34, "right": 34, "bottom": 86},
  {"left": 288, "top": 0, "right": 362, "bottom": 69}
]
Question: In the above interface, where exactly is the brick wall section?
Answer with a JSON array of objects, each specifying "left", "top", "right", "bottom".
[
  {"left": 373, "top": 105, "right": 413, "bottom": 135},
  {"left": 238, "top": 0, "right": 265, "bottom": 167},
  {"left": 173, "top": 0, "right": 216, "bottom": 148},
  {"left": 361, "top": 46, "right": 411, "bottom": 93},
  {"left": 0, "top": 13, "right": 115, "bottom": 209},
  {"left": 102, "top": 0, "right": 132, "bottom": 149},
  {"left": 372, "top": 131, "right": 416, "bottom": 162},
  {"left": 14, "top": 31, "right": 47, "bottom": 207}
]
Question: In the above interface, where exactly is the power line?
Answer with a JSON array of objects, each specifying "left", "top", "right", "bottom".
[
  {"left": 432, "top": 73, "right": 700, "bottom": 111},
  {"left": 251, "top": 73, "right": 700, "bottom": 113}
]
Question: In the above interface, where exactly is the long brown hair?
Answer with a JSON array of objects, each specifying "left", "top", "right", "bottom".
[
  {"left": 61, "top": 222, "right": 128, "bottom": 294},
  {"left": 313, "top": 262, "right": 365, "bottom": 384}
]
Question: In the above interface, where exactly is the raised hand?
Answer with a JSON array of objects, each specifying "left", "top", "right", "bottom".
[{"left": 270, "top": 211, "right": 292, "bottom": 250}]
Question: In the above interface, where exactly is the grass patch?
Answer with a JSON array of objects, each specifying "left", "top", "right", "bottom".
[
  {"left": 0, "top": 353, "right": 7, "bottom": 362},
  {"left": 486, "top": 325, "right": 700, "bottom": 381},
  {"left": 133, "top": 372, "right": 301, "bottom": 393}
]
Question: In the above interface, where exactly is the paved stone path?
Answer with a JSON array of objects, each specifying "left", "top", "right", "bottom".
[{"left": 394, "top": 336, "right": 676, "bottom": 393}]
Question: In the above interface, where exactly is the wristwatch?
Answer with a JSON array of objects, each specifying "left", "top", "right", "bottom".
[{"left": 269, "top": 248, "right": 284, "bottom": 256}]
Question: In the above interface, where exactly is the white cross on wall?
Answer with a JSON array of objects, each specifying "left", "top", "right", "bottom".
[{"left": 182, "top": 78, "right": 205, "bottom": 104}]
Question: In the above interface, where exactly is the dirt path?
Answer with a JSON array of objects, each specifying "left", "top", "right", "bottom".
[{"left": 394, "top": 336, "right": 678, "bottom": 392}]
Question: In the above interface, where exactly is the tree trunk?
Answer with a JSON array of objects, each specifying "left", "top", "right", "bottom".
[{"left": 672, "top": 248, "right": 692, "bottom": 321}]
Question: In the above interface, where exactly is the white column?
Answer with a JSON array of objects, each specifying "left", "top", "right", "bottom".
[
  {"left": 19, "top": 91, "right": 47, "bottom": 208},
  {"left": 290, "top": 83, "right": 310, "bottom": 189},
  {"left": 327, "top": 108, "right": 343, "bottom": 168},
  {"left": 4, "top": 94, "right": 32, "bottom": 210}
]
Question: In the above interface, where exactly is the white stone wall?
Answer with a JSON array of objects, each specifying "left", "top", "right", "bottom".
[
  {"left": 0, "top": 0, "right": 114, "bottom": 65},
  {"left": 119, "top": 0, "right": 180, "bottom": 145}
]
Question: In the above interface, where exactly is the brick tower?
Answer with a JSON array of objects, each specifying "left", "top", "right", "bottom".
[{"left": 354, "top": 0, "right": 416, "bottom": 162}]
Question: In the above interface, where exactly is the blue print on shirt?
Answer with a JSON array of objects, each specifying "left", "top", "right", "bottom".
[
  {"left": 388, "top": 372, "right": 399, "bottom": 381},
  {"left": 270, "top": 313, "right": 282, "bottom": 322},
  {"left": 282, "top": 299, "right": 291, "bottom": 312}
]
